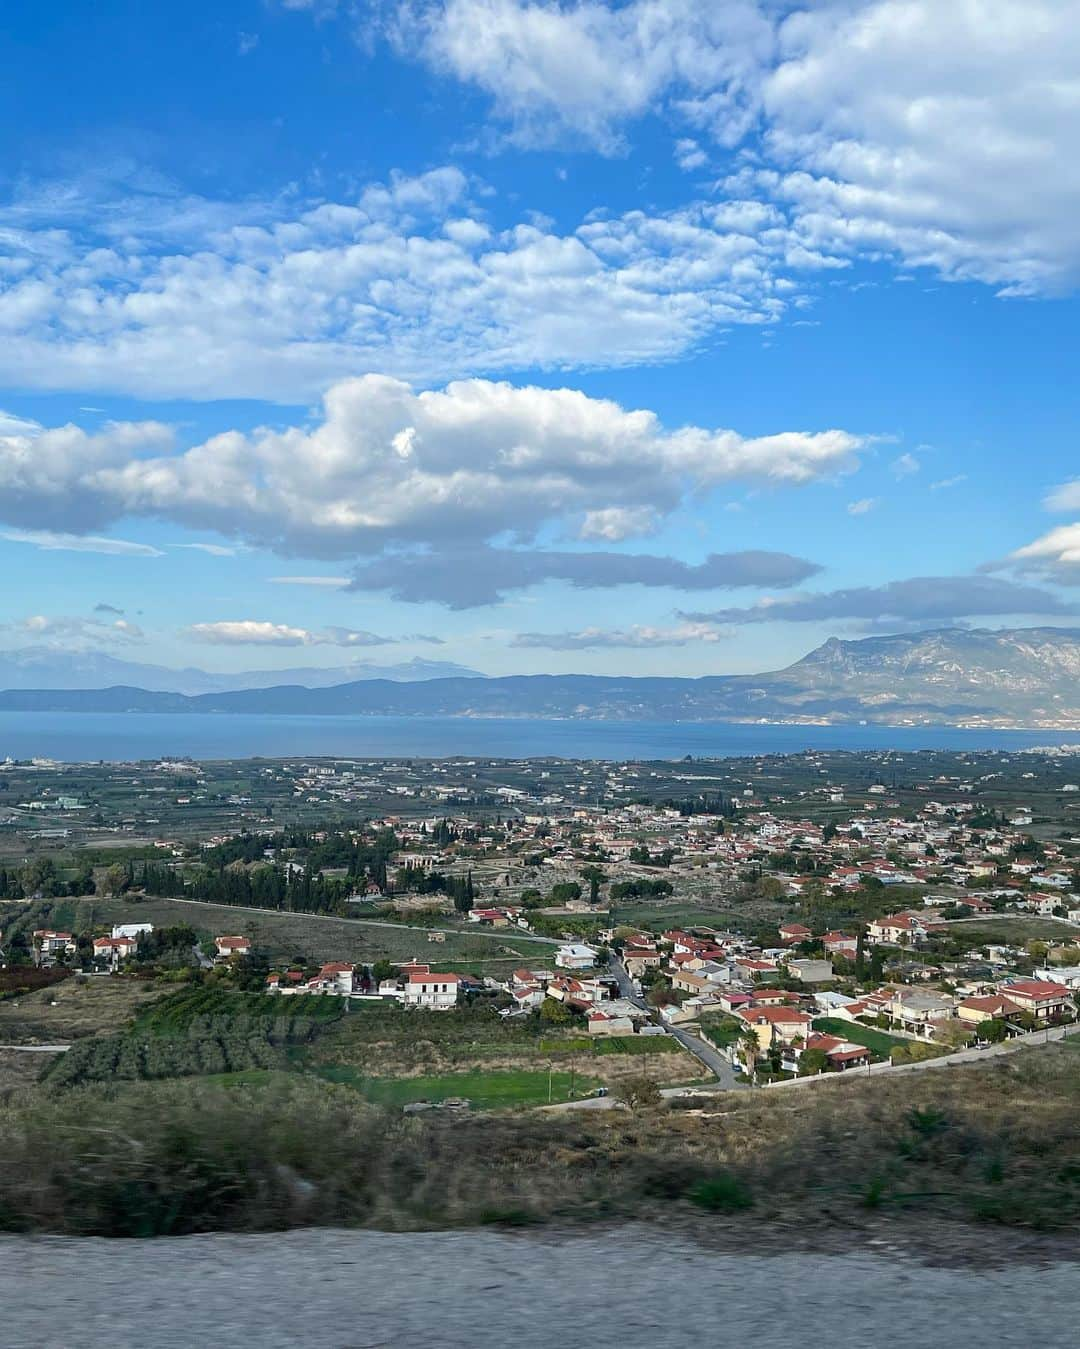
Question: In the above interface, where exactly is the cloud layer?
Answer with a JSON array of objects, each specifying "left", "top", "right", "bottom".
[
  {"left": 348, "top": 543, "right": 821, "bottom": 607},
  {"left": 681, "top": 575, "right": 1078, "bottom": 627}
]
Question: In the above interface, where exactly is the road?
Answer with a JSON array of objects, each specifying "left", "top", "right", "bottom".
[
  {"left": 0, "top": 1043, "right": 69, "bottom": 1053},
  {"left": 2, "top": 1227, "right": 1077, "bottom": 1348},
  {"left": 605, "top": 955, "right": 744, "bottom": 1089}
]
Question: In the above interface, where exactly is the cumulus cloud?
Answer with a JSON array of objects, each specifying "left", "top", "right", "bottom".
[
  {"left": 0, "top": 376, "right": 863, "bottom": 560},
  {"left": 847, "top": 497, "right": 878, "bottom": 516},
  {"left": 511, "top": 621, "right": 729, "bottom": 649},
  {"left": 1000, "top": 524, "right": 1080, "bottom": 585},
  {"left": 890, "top": 453, "right": 920, "bottom": 479},
  {"left": 348, "top": 543, "right": 821, "bottom": 608},
  {"left": 184, "top": 621, "right": 394, "bottom": 646},
  {"left": 680, "top": 575, "right": 1078, "bottom": 627}
]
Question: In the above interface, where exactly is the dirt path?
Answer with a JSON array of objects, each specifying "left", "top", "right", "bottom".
[{"left": 3, "top": 1226, "right": 1077, "bottom": 1348}]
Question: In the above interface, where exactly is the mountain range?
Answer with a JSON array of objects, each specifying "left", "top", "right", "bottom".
[
  {"left": 2, "top": 627, "right": 1080, "bottom": 727},
  {"left": 0, "top": 648, "right": 482, "bottom": 694}
]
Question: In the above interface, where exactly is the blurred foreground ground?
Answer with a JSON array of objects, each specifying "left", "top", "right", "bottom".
[{"left": 4, "top": 1226, "right": 1078, "bottom": 1349}]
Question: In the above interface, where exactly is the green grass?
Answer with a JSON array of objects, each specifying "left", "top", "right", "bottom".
[
  {"left": 700, "top": 1015, "right": 743, "bottom": 1050},
  {"left": 813, "top": 1016, "right": 907, "bottom": 1057},
  {"left": 612, "top": 904, "right": 744, "bottom": 931},
  {"left": 944, "top": 917, "right": 1080, "bottom": 945},
  {"left": 312, "top": 1065, "right": 599, "bottom": 1109}
]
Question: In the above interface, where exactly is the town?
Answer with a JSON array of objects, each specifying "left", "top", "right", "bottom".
[{"left": 3, "top": 746, "right": 1079, "bottom": 1099}]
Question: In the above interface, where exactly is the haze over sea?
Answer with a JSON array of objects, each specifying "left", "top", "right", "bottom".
[{"left": 2, "top": 712, "right": 1078, "bottom": 763}]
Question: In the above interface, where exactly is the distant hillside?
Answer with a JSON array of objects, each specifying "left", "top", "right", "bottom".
[
  {"left": 0, "top": 648, "right": 483, "bottom": 694},
  {"left": 3, "top": 627, "right": 1079, "bottom": 727}
]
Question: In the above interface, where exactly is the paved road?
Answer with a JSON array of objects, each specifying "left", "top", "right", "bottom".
[
  {"left": 2, "top": 1227, "right": 1076, "bottom": 1348},
  {"left": 0, "top": 1043, "right": 69, "bottom": 1053},
  {"left": 605, "top": 955, "right": 744, "bottom": 1089}
]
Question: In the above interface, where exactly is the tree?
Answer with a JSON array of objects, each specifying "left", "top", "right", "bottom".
[
  {"left": 979, "top": 1017, "right": 1009, "bottom": 1043},
  {"left": 550, "top": 881, "right": 582, "bottom": 905},
  {"left": 614, "top": 1075, "right": 663, "bottom": 1110},
  {"left": 799, "top": 1047, "right": 829, "bottom": 1076},
  {"left": 101, "top": 864, "right": 130, "bottom": 897},
  {"left": 539, "top": 996, "right": 571, "bottom": 1024},
  {"left": 580, "top": 865, "right": 605, "bottom": 905},
  {"left": 738, "top": 1029, "right": 760, "bottom": 1081}
]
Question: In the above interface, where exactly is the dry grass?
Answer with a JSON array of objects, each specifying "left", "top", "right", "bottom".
[
  {"left": 0, "top": 977, "right": 162, "bottom": 1045},
  {"left": 1, "top": 1045, "right": 1077, "bottom": 1237}
]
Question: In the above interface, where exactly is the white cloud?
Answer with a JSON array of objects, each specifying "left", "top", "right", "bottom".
[
  {"left": 890, "top": 452, "right": 920, "bottom": 478},
  {"left": 175, "top": 542, "right": 239, "bottom": 557},
  {"left": 930, "top": 474, "right": 967, "bottom": 492},
  {"left": 579, "top": 506, "right": 659, "bottom": 541},
  {"left": 1, "top": 528, "right": 164, "bottom": 557},
  {"left": 0, "top": 375, "right": 866, "bottom": 559},
  {"left": 1002, "top": 523, "right": 1080, "bottom": 584},
  {"left": 760, "top": 0, "right": 1080, "bottom": 294},
  {"left": 184, "top": 621, "right": 394, "bottom": 646},
  {"left": 385, "top": 0, "right": 1080, "bottom": 294},
  {"left": 16, "top": 614, "right": 144, "bottom": 643},
  {"left": 674, "top": 137, "right": 707, "bottom": 171},
  {"left": 0, "top": 412, "right": 174, "bottom": 533},
  {"left": 0, "top": 168, "right": 838, "bottom": 401},
  {"left": 1045, "top": 480, "right": 1080, "bottom": 512},
  {"left": 847, "top": 496, "right": 878, "bottom": 516},
  {"left": 404, "top": 0, "right": 772, "bottom": 153},
  {"left": 512, "top": 620, "right": 730, "bottom": 649}
]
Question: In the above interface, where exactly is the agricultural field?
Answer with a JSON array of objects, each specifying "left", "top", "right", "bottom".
[
  {"left": 315, "top": 1066, "right": 600, "bottom": 1110},
  {"left": 0, "top": 975, "right": 162, "bottom": 1045},
  {"left": 942, "top": 916, "right": 1080, "bottom": 946},
  {"left": 308, "top": 1002, "right": 705, "bottom": 1088},
  {"left": 43, "top": 894, "right": 552, "bottom": 969}
]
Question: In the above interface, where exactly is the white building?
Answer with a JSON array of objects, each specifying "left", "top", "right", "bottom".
[
  {"left": 403, "top": 970, "right": 462, "bottom": 1010},
  {"left": 555, "top": 943, "right": 599, "bottom": 970}
]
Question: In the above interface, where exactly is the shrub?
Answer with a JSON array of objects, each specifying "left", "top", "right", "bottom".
[{"left": 688, "top": 1172, "right": 754, "bottom": 1213}]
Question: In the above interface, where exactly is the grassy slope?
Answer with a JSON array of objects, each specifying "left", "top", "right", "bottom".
[
  {"left": 3, "top": 1045, "right": 1079, "bottom": 1235},
  {"left": 84, "top": 895, "right": 546, "bottom": 966}
]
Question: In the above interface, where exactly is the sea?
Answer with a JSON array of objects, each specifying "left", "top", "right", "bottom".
[{"left": 0, "top": 711, "right": 1078, "bottom": 763}]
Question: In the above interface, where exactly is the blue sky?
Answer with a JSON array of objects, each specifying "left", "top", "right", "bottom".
[{"left": 2, "top": 0, "right": 1079, "bottom": 678}]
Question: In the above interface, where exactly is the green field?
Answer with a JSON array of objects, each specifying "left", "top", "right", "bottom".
[
  {"left": 612, "top": 904, "right": 747, "bottom": 931},
  {"left": 812, "top": 1016, "right": 907, "bottom": 1057},
  {"left": 313, "top": 1065, "right": 599, "bottom": 1109},
  {"left": 943, "top": 917, "right": 1080, "bottom": 945}
]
